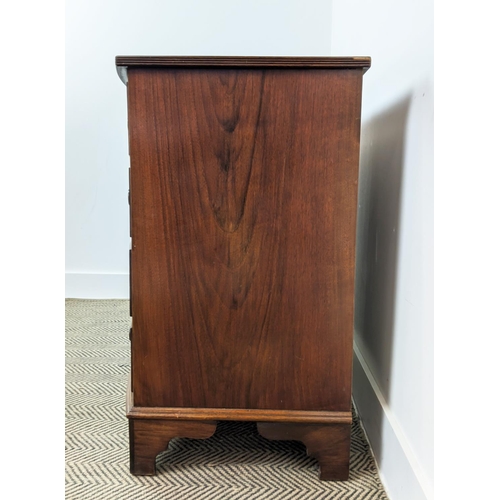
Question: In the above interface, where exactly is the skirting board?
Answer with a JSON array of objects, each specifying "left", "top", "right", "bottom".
[
  {"left": 65, "top": 273, "right": 129, "bottom": 299},
  {"left": 353, "top": 341, "right": 432, "bottom": 500}
]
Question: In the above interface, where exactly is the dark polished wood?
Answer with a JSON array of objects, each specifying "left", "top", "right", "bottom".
[
  {"left": 257, "top": 422, "right": 351, "bottom": 481},
  {"left": 119, "top": 56, "right": 369, "bottom": 480},
  {"left": 128, "top": 67, "right": 362, "bottom": 411},
  {"left": 116, "top": 55, "right": 371, "bottom": 69},
  {"left": 126, "top": 376, "right": 351, "bottom": 424},
  {"left": 129, "top": 419, "right": 217, "bottom": 475},
  {"left": 116, "top": 56, "right": 370, "bottom": 85}
]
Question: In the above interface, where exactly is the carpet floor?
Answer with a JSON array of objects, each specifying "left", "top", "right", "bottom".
[{"left": 65, "top": 299, "right": 388, "bottom": 499}]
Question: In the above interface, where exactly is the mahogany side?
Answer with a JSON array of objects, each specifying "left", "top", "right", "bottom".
[
  {"left": 121, "top": 57, "right": 370, "bottom": 481},
  {"left": 127, "top": 67, "right": 363, "bottom": 412}
]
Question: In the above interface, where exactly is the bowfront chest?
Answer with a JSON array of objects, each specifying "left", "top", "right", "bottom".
[{"left": 116, "top": 56, "right": 370, "bottom": 481}]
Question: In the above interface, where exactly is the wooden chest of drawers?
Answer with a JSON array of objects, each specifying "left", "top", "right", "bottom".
[{"left": 116, "top": 56, "right": 370, "bottom": 481}]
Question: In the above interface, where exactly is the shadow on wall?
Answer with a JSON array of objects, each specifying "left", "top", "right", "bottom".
[{"left": 353, "top": 94, "right": 411, "bottom": 452}]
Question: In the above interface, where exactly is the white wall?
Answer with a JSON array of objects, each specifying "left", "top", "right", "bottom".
[
  {"left": 65, "top": 0, "right": 333, "bottom": 298},
  {"left": 331, "top": 1, "right": 433, "bottom": 499}
]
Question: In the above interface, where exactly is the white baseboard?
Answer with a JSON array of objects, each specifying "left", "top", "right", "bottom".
[
  {"left": 353, "top": 341, "right": 432, "bottom": 500},
  {"left": 65, "top": 273, "right": 129, "bottom": 299}
]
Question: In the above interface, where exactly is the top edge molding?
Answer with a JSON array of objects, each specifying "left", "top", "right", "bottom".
[
  {"left": 115, "top": 55, "right": 371, "bottom": 70},
  {"left": 115, "top": 56, "right": 371, "bottom": 85}
]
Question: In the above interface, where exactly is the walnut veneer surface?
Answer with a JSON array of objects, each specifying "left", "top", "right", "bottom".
[{"left": 117, "top": 56, "right": 370, "bottom": 480}]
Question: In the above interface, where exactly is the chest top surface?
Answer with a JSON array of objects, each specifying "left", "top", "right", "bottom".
[{"left": 115, "top": 55, "right": 371, "bottom": 84}]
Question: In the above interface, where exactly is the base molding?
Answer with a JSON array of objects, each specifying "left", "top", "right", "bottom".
[
  {"left": 128, "top": 406, "right": 351, "bottom": 424},
  {"left": 353, "top": 341, "right": 431, "bottom": 499},
  {"left": 126, "top": 379, "right": 351, "bottom": 425},
  {"left": 127, "top": 380, "right": 352, "bottom": 480}
]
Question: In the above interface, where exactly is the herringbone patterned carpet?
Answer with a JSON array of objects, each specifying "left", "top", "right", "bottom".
[{"left": 65, "top": 299, "right": 388, "bottom": 499}]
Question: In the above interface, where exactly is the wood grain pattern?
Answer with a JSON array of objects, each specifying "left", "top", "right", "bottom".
[
  {"left": 127, "top": 67, "right": 363, "bottom": 412},
  {"left": 116, "top": 55, "right": 371, "bottom": 69},
  {"left": 127, "top": 376, "right": 352, "bottom": 423},
  {"left": 257, "top": 422, "right": 351, "bottom": 481},
  {"left": 128, "top": 408, "right": 352, "bottom": 424},
  {"left": 116, "top": 57, "right": 371, "bottom": 85},
  {"left": 129, "top": 419, "right": 217, "bottom": 475}
]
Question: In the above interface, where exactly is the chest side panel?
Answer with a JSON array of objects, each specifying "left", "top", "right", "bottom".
[{"left": 128, "top": 68, "right": 362, "bottom": 411}]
